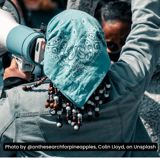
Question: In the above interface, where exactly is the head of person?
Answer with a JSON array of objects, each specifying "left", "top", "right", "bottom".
[
  {"left": 23, "top": 0, "right": 58, "bottom": 11},
  {"left": 44, "top": 9, "right": 111, "bottom": 108},
  {"left": 99, "top": 1, "right": 132, "bottom": 62}
]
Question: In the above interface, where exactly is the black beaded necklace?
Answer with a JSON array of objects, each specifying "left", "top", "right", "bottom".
[{"left": 22, "top": 75, "right": 110, "bottom": 131}]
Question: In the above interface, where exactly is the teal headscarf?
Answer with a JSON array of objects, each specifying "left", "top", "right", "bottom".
[{"left": 44, "top": 9, "right": 110, "bottom": 108}]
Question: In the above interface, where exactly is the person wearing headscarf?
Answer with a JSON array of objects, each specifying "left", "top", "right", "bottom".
[{"left": 0, "top": 0, "right": 160, "bottom": 157}]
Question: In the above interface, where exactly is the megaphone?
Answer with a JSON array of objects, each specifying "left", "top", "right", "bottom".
[
  {"left": 0, "top": 6, "right": 45, "bottom": 67},
  {"left": 0, "top": 0, "right": 45, "bottom": 72}
]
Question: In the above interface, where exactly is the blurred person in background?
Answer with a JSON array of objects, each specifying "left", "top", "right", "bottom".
[
  {"left": 12, "top": 0, "right": 67, "bottom": 28},
  {"left": 96, "top": 0, "right": 132, "bottom": 62},
  {"left": 67, "top": 0, "right": 131, "bottom": 62}
]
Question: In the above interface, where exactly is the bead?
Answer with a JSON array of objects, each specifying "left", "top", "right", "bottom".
[
  {"left": 50, "top": 99, "right": 54, "bottom": 103},
  {"left": 77, "top": 113, "right": 82, "bottom": 118},
  {"left": 99, "top": 90, "right": 104, "bottom": 94},
  {"left": 81, "top": 106, "right": 85, "bottom": 110},
  {"left": 95, "top": 107, "right": 100, "bottom": 112},
  {"left": 50, "top": 109, "right": 56, "bottom": 115},
  {"left": 95, "top": 96, "right": 100, "bottom": 101},
  {"left": 71, "top": 122, "right": 75, "bottom": 126},
  {"left": 68, "top": 120, "right": 72, "bottom": 124},
  {"left": 106, "top": 84, "right": 111, "bottom": 89},
  {"left": 87, "top": 100, "right": 92, "bottom": 105},
  {"left": 91, "top": 101, "right": 95, "bottom": 106},
  {"left": 54, "top": 103, "right": 59, "bottom": 109},
  {"left": 57, "top": 122, "right": 62, "bottom": 128},
  {"left": 99, "top": 100, "right": 103, "bottom": 105},
  {"left": 47, "top": 99, "right": 50, "bottom": 103},
  {"left": 66, "top": 105, "right": 71, "bottom": 123},
  {"left": 88, "top": 111, "right": 93, "bottom": 116},
  {"left": 74, "top": 125, "right": 79, "bottom": 131},
  {"left": 22, "top": 86, "right": 32, "bottom": 91},
  {"left": 49, "top": 87, "right": 53, "bottom": 91},
  {"left": 50, "top": 103, "right": 54, "bottom": 108},
  {"left": 72, "top": 109, "right": 76, "bottom": 114},
  {"left": 49, "top": 83, "right": 53, "bottom": 87},
  {"left": 62, "top": 103, "right": 66, "bottom": 108},
  {"left": 53, "top": 96, "right": 59, "bottom": 101},
  {"left": 30, "top": 85, "right": 35, "bottom": 88},
  {"left": 48, "top": 91, "right": 53, "bottom": 95},
  {"left": 87, "top": 101, "right": 95, "bottom": 106},
  {"left": 22, "top": 86, "right": 27, "bottom": 91},
  {"left": 104, "top": 94, "right": 109, "bottom": 98},
  {"left": 53, "top": 96, "right": 59, "bottom": 108},
  {"left": 45, "top": 103, "right": 50, "bottom": 108},
  {"left": 54, "top": 88, "right": 58, "bottom": 94},
  {"left": 34, "top": 83, "right": 39, "bottom": 87},
  {"left": 77, "top": 113, "right": 82, "bottom": 126},
  {"left": 66, "top": 106, "right": 71, "bottom": 111},
  {"left": 57, "top": 110, "right": 62, "bottom": 115}
]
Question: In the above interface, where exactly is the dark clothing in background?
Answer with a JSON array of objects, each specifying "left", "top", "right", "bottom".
[
  {"left": 26, "top": 9, "right": 61, "bottom": 28},
  {"left": 3, "top": 77, "right": 29, "bottom": 90}
]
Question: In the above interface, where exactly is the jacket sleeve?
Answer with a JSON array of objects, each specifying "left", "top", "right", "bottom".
[{"left": 109, "top": 0, "right": 160, "bottom": 99}]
